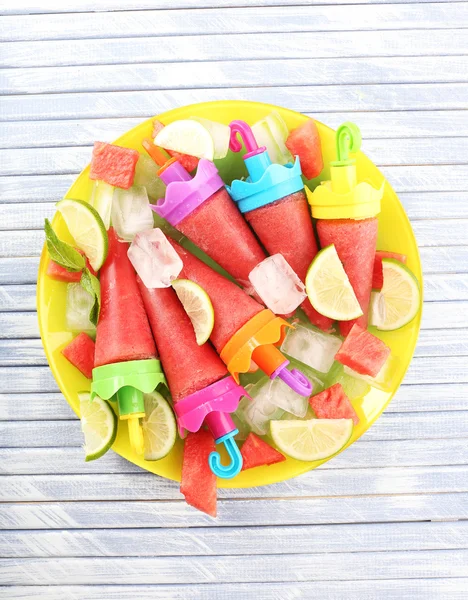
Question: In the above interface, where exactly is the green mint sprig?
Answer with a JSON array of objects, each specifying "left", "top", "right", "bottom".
[{"left": 44, "top": 218, "right": 101, "bottom": 326}]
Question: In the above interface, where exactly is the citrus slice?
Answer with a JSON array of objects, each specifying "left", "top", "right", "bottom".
[
  {"left": 154, "top": 119, "right": 215, "bottom": 161},
  {"left": 369, "top": 258, "right": 421, "bottom": 331},
  {"left": 142, "top": 391, "right": 177, "bottom": 461},
  {"left": 190, "top": 117, "right": 230, "bottom": 159},
  {"left": 78, "top": 392, "right": 117, "bottom": 461},
  {"left": 172, "top": 279, "right": 214, "bottom": 345},
  {"left": 305, "top": 244, "right": 363, "bottom": 321},
  {"left": 270, "top": 418, "right": 353, "bottom": 462},
  {"left": 56, "top": 198, "right": 108, "bottom": 271}
]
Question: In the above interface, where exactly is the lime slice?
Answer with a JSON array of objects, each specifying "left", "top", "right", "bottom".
[
  {"left": 270, "top": 418, "right": 353, "bottom": 462},
  {"left": 78, "top": 392, "right": 117, "bottom": 461},
  {"left": 142, "top": 391, "right": 177, "bottom": 461},
  {"left": 370, "top": 259, "right": 421, "bottom": 331},
  {"left": 172, "top": 279, "right": 214, "bottom": 345},
  {"left": 56, "top": 198, "right": 108, "bottom": 271},
  {"left": 305, "top": 245, "right": 363, "bottom": 321},
  {"left": 154, "top": 119, "right": 214, "bottom": 161}
]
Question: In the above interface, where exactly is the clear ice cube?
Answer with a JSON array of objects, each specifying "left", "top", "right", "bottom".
[
  {"left": 281, "top": 323, "right": 342, "bottom": 373},
  {"left": 65, "top": 283, "right": 96, "bottom": 334},
  {"left": 133, "top": 154, "right": 166, "bottom": 201},
  {"left": 232, "top": 395, "right": 252, "bottom": 441},
  {"left": 111, "top": 185, "right": 154, "bottom": 242},
  {"left": 90, "top": 180, "right": 113, "bottom": 230},
  {"left": 268, "top": 377, "right": 309, "bottom": 418},
  {"left": 325, "top": 361, "right": 371, "bottom": 400},
  {"left": 128, "top": 228, "right": 183, "bottom": 288},
  {"left": 242, "top": 378, "right": 284, "bottom": 436},
  {"left": 248, "top": 254, "right": 306, "bottom": 314}
]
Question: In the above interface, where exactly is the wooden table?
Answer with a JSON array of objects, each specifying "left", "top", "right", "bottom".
[{"left": 1, "top": 1, "right": 467, "bottom": 598}]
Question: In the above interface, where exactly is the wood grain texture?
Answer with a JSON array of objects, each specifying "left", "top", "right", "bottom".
[{"left": 1, "top": 1, "right": 467, "bottom": 597}]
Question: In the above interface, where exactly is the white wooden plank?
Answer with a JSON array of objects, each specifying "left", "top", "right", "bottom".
[
  {"left": 4, "top": 30, "right": 468, "bottom": 69},
  {"left": 2, "top": 463, "right": 468, "bottom": 502},
  {"left": 4, "top": 410, "right": 468, "bottom": 450},
  {"left": 2, "top": 520, "right": 468, "bottom": 558},
  {"left": 0, "top": 285, "right": 36, "bottom": 311},
  {"left": 2, "top": 493, "right": 467, "bottom": 530},
  {"left": 3, "top": 437, "right": 468, "bottom": 477},
  {"left": 2, "top": 84, "right": 468, "bottom": 122},
  {"left": 3, "top": 138, "right": 468, "bottom": 181},
  {"left": 3, "top": 57, "right": 468, "bottom": 96},
  {"left": 0, "top": 259, "right": 40, "bottom": 284},
  {"left": 2, "top": 550, "right": 468, "bottom": 584},
  {"left": 2, "top": 5, "right": 466, "bottom": 43},
  {"left": 0, "top": 393, "right": 72, "bottom": 421},
  {"left": 1, "top": 0, "right": 462, "bottom": 15},
  {"left": 0, "top": 313, "right": 39, "bottom": 339},
  {"left": 0, "top": 340, "right": 46, "bottom": 366},
  {"left": 390, "top": 383, "right": 468, "bottom": 412},
  {"left": 2, "top": 580, "right": 468, "bottom": 600},
  {"left": 2, "top": 112, "right": 468, "bottom": 150}
]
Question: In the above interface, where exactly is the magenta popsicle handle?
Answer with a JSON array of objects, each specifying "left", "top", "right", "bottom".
[
  {"left": 229, "top": 120, "right": 266, "bottom": 158},
  {"left": 205, "top": 411, "right": 236, "bottom": 440}
]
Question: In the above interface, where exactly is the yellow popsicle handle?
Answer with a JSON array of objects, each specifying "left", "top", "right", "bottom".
[{"left": 126, "top": 416, "right": 145, "bottom": 456}]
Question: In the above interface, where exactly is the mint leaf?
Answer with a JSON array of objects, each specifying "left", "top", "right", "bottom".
[
  {"left": 44, "top": 218, "right": 85, "bottom": 272},
  {"left": 81, "top": 267, "right": 101, "bottom": 327}
]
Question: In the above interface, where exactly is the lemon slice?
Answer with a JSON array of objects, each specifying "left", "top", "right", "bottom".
[
  {"left": 305, "top": 245, "right": 363, "bottom": 321},
  {"left": 154, "top": 119, "right": 215, "bottom": 161},
  {"left": 56, "top": 198, "right": 108, "bottom": 271},
  {"left": 270, "top": 418, "right": 353, "bottom": 462},
  {"left": 172, "top": 279, "right": 215, "bottom": 345},
  {"left": 142, "top": 391, "right": 177, "bottom": 461},
  {"left": 78, "top": 392, "right": 117, "bottom": 461},
  {"left": 370, "top": 259, "right": 421, "bottom": 331}
]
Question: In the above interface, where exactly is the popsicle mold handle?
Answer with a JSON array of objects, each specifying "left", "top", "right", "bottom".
[
  {"left": 272, "top": 361, "right": 313, "bottom": 397},
  {"left": 229, "top": 120, "right": 265, "bottom": 158},
  {"left": 334, "top": 122, "right": 362, "bottom": 166},
  {"left": 209, "top": 431, "right": 243, "bottom": 479}
]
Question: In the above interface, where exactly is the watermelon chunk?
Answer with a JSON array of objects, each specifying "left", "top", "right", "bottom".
[
  {"left": 241, "top": 433, "right": 286, "bottom": 471},
  {"left": 285, "top": 119, "right": 324, "bottom": 180},
  {"left": 61, "top": 332, "right": 95, "bottom": 379},
  {"left": 47, "top": 250, "right": 97, "bottom": 282},
  {"left": 309, "top": 383, "right": 359, "bottom": 425},
  {"left": 335, "top": 324, "right": 391, "bottom": 377},
  {"left": 90, "top": 142, "right": 139, "bottom": 189},
  {"left": 152, "top": 120, "right": 200, "bottom": 173},
  {"left": 372, "top": 251, "right": 407, "bottom": 290},
  {"left": 180, "top": 429, "right": 217, "bottom": 517}
]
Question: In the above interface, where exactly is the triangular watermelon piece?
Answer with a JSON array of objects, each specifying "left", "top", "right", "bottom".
[
  {"left": 61, "top": 332, "right": 95, "bottom": 379},
  {"left": 335, "top": 324, "right": 391, "bottom": 378},
  {"left": 241, "top": 433, "right": 286, "bottom": 471},
  {"left": 309, "top": 383, "right": 359, "bottom": 425},
  {"left": 47, "top": 250, "right": 97, "bottom": 283},
  {"left": 152, "top": 120, "right": 199, "bottom": 173},
  {"left": 180, "top": 429, "right": 217, "bottom": 517},
  {"left": 372, "top": 251, "right": 407, "bottom": 290},
  {"left": 90, "top": 142, "right": 139, "bottom": 189},
  {"left": 285, "top": 119, "right": 324, "bottom": 180}
]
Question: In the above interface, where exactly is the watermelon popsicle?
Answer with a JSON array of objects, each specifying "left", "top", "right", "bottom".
[
  {"left": 91, "top": 228, "right": 166, "bottom": 455},
  {"left": 305, "top": 123, "right": 385, "bottom": 336},
  {"left": 137, "top": 282, "right": 246, "bottom": 479},
  {"left": 165, "top": 236, "right": 312, "bottom": 397},
  {"left": 142, "top": 139, "right": 266, "bottom": 289},
  {"left": 226, "top": 120, "right": 333, "bottom": 332}
]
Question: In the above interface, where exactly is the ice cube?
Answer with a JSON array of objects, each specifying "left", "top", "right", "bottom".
[
  {"left": 90, "top": 180, "right": 113, "bottom": 230},
  {"left": 343, "top": 354, "right": 399, "bottom": 392},
  {"left": 232, "top": 395, "right": 252, "bottom": 441},
  {"left": 281, "top": 323, "right": 342, "bottom": 373},
  {"left": 111, "top": 185, "right": 154, "bottom": 242},
  {"left": 252, "top": 112, "right": 293, "bottom": 166},
  {"left": 65, "top": 283, "right": 96, "bottom": 334},
  {"left": 269, "top": 377, "right": 308, "bottom": 417},
  {"left": 248, "top": 254, "right": 306, "bottom": 314},
  {"left": 128, "top": 228, "right": 183, "bottom": 289},
  {"left": 325, "top": 362, "right": 370, "bottom": 400},
  {"left": 242, "top": 379, "right": 284, "bottom": 436},
  {"left": 133, "top": 154, "right": 166, "bottom": 201}
]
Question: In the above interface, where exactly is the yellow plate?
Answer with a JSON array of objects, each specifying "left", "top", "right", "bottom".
[{"left": 37, "top": 100, "right": 423, "bottom": 489}]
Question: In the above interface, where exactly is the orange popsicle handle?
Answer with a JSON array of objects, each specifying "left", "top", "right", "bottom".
[
  {"left": 220, "top": 309, "right": 293, "bottom": 382},
  {"left": 142, "top": 138, "right": 177, "bottom": 173}
]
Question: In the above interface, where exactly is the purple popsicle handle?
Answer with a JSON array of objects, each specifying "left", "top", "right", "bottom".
[{"left": 272, "top": 361, "right": 313, "bottom": 397}]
